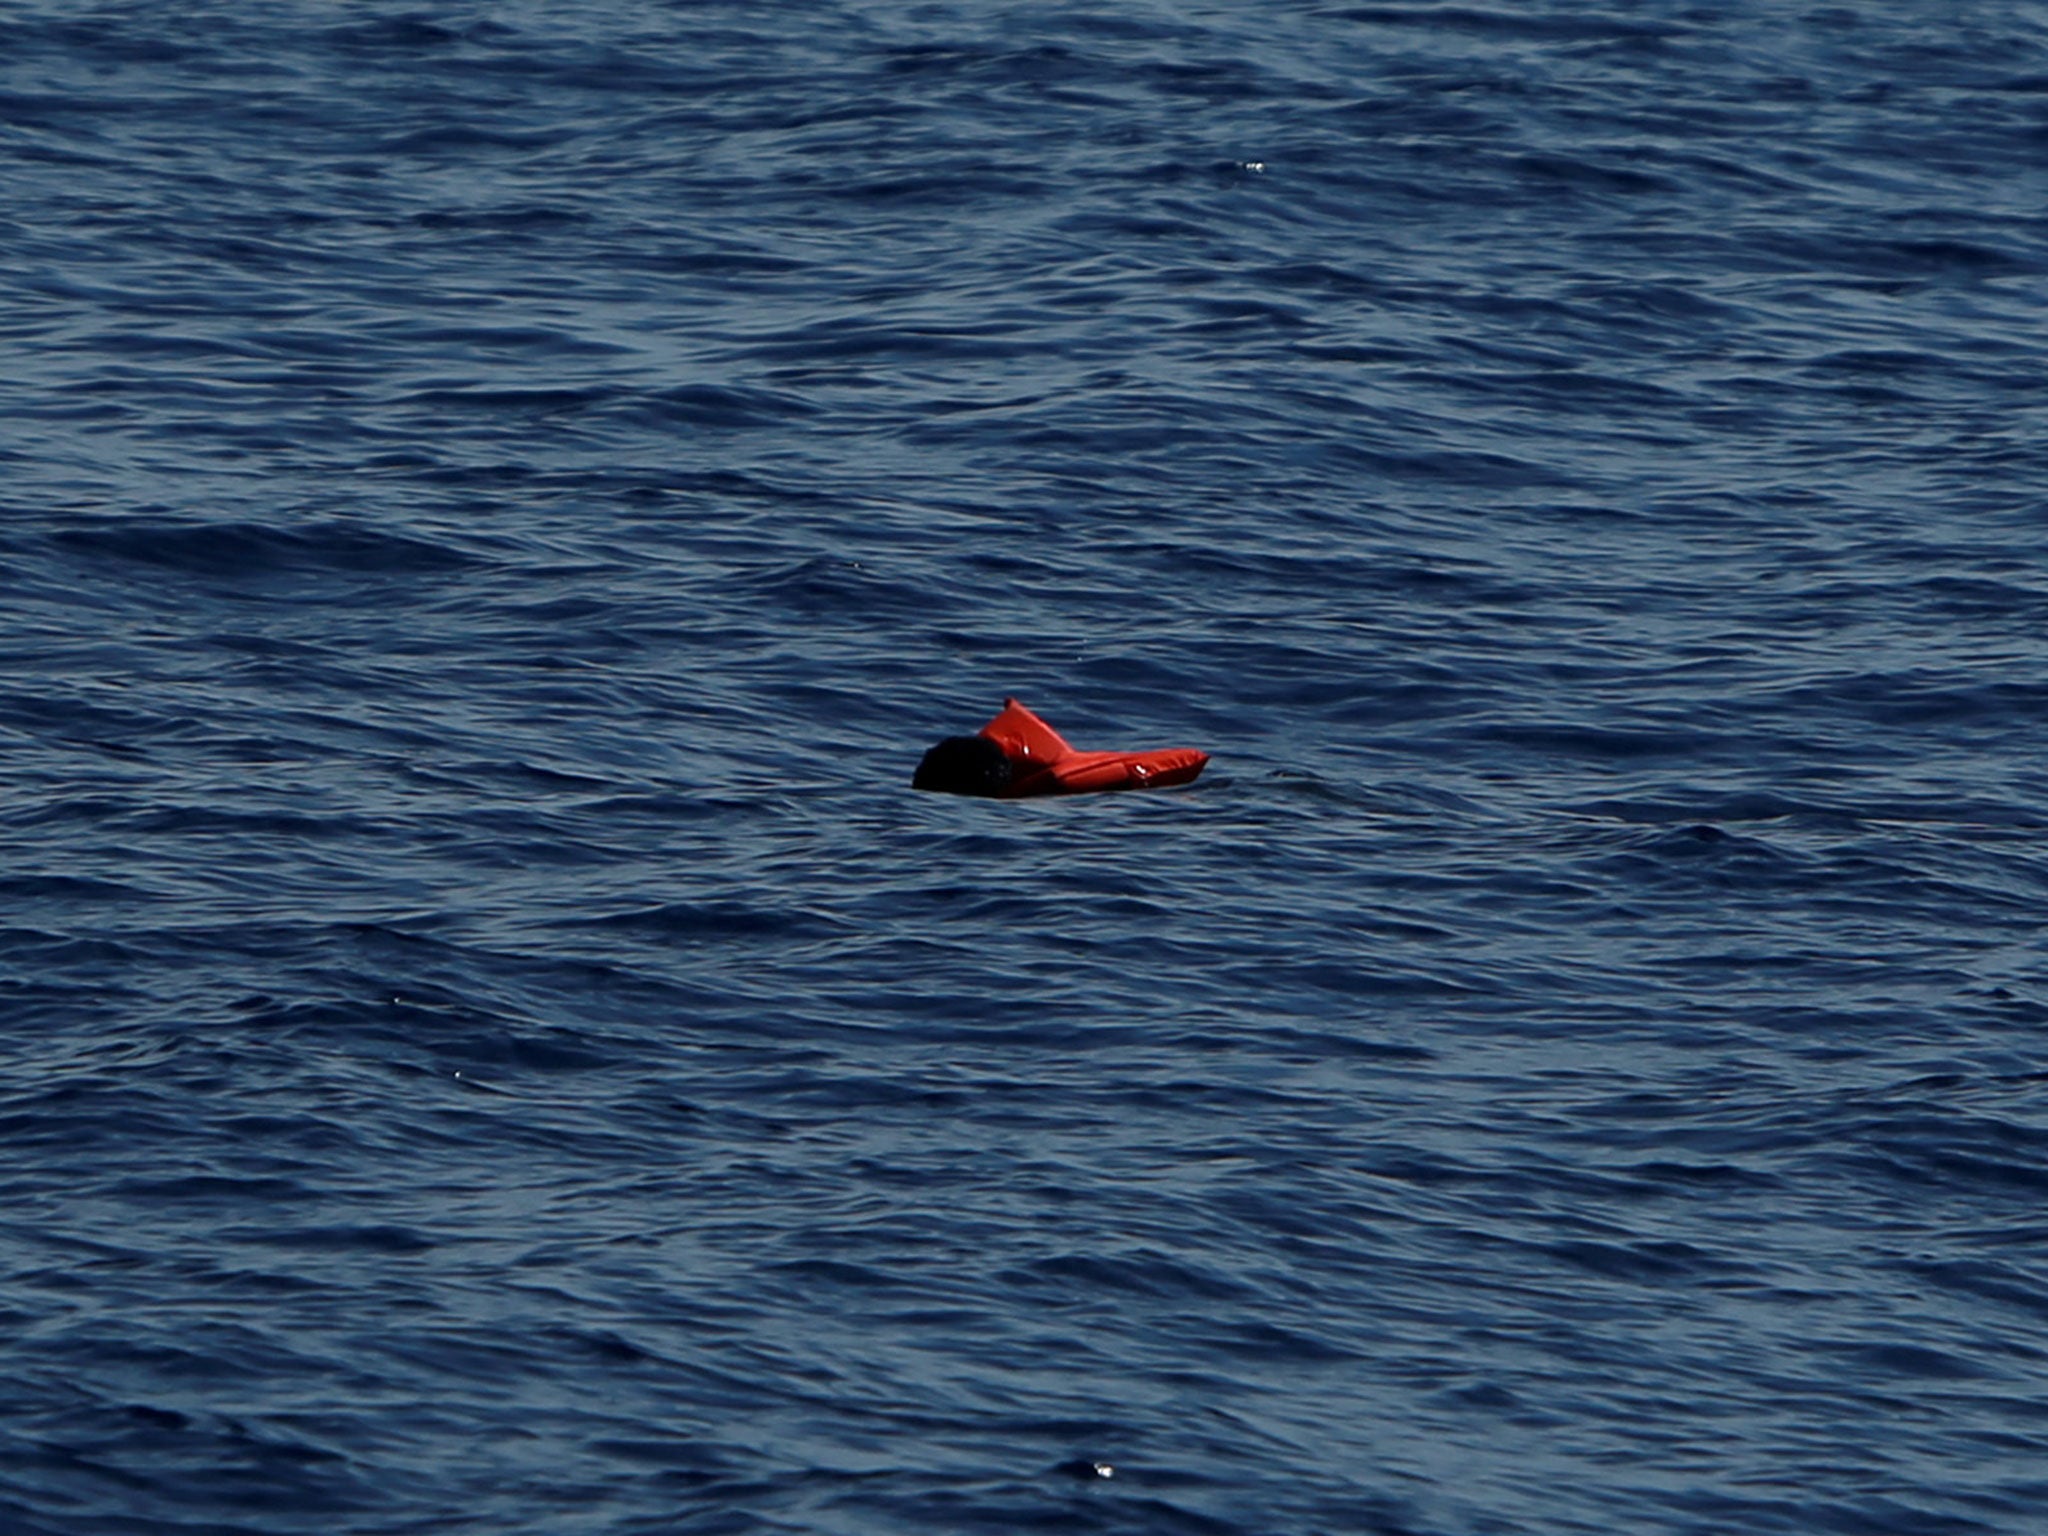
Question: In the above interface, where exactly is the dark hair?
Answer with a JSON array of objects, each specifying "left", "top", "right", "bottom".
[{"left": 912, "top": 735, "right": 1013, "bottom": 796}]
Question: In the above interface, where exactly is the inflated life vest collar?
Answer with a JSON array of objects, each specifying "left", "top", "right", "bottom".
[{"left": 913, "top": 699, "right": 1208, "bottom": 799}]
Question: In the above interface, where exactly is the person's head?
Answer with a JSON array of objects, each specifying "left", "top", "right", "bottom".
[{"left": 912, "top": 734, "right": 1013, "bottom": 796}]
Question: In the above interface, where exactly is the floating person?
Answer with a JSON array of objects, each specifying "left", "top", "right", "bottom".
[{"left": 913, "top": 698, "right": 1208, "bottom": 798}]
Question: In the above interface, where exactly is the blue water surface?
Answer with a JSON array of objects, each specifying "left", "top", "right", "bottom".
[{"left": 5, "top": 3, "right": 2048, "bottom": 1533}]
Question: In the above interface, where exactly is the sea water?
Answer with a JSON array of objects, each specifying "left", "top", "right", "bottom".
[{"left": 4, "top": 4, "right": 2046, "bottom": 1532}]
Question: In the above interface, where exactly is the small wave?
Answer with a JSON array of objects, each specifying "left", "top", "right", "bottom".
[{"left": 51, "top": 516, "right": 476, "bottom": 580}]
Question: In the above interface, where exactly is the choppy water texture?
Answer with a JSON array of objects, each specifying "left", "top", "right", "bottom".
[{"left": 6, "top": 2, "right": 2048, "bottom": 1532}]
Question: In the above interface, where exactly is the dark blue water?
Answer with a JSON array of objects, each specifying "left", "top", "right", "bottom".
[{"left": 6, "top": 3, "right": 2047, "bottom": 1532}]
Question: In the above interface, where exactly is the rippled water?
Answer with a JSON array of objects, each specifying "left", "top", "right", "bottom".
[{"left": 5, "top": 4, "right": 2048, "bottom": 1533}]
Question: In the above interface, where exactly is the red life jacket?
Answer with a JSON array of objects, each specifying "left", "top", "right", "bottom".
[{"left": 977, "top": 699, "right": 1208, "bottom": 798}]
